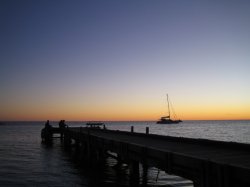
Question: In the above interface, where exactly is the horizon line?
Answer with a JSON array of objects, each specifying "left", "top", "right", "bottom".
[{"left": 1, "top": 119, "right": 250, "bottom": 122}]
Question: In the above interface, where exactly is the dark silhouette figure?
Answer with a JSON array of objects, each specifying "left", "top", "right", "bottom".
[
  {"left": 45, "top": 120, "right": 52, "bottom": 129},
  {"left": 41, "top": 120, "right": 52, "bottom": 144},
  {"left": 59, "top": 120, "right": 67, "bottom": 140},
  {"left": 59, "top": 120, "right": 67, "bottom": 129}
]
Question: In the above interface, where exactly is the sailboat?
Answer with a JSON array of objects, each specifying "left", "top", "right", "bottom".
[{"left": 156, "top": 94, "right": 182, "bottom": 124}]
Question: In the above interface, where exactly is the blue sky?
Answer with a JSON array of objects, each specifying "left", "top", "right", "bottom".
[{"left": 1, "top": 0, "right": 250, "bottom": 120}]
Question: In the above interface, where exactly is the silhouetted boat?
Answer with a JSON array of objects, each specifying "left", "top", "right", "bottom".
[
  {"left": 86, "top": 122, "right": 105, "bottom": 129},
  {"left": 157, "top": 94, "right": 182, "bottom": 124}
]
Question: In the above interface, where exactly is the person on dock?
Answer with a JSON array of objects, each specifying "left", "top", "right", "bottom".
[
  {"left": 59, "top": 120, "right": 67, "bottom": 129},
  {"left": 45, "top": 120, "right": 52, "bottom": 130},
  {"left": 41, "top": 120, "right": 52, "bottom": 143},
  {"left": 59, "top": 120, "right": 67, "bottom": 140}
]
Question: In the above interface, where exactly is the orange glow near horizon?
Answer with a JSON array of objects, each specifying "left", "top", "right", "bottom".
[
  {"left": 1, "top": 101, "right": 249, "bottom": 121},
  {"left": 1, "top": 89, "right": 249, "bottom": 121}
]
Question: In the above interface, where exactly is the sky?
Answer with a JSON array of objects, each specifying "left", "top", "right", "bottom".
[{"left": 0, "top": 0, "right": 250, "bottom": 121}]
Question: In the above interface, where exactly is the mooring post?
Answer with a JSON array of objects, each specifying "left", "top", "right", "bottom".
[
  {"left": 146, "top": 127, "right": 149, "bottom": 134},
  {"left": 131, "top": 126, "right": 134, "bottom": 133}
]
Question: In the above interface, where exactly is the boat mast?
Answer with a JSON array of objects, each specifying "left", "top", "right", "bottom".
[{"left": 167, "top": 94, "right": 170, "bottom": 118}]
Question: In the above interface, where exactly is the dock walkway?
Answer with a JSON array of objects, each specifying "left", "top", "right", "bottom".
[{"left": 42, "top": 126, "right": 250, "bottom": 187}]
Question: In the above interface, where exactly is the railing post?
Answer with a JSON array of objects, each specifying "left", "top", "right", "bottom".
[
  {"left": 131, "top": 126, "right": 134, "bottom": 133},
  {"left": 146, "top": 127, "right": 149, "bottom": 134}
]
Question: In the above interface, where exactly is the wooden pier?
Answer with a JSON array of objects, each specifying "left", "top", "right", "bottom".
[{"left": 41, "top": 126, "right": 250, "bottom": 187}]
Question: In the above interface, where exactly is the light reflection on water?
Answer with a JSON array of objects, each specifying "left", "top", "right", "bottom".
[{"left": 0, "top": 120, "right": 249, "bottom": 186}]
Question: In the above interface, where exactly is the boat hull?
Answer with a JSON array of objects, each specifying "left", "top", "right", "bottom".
[{"left": 156, "top": 119, "right": 182, "bottom": 124}]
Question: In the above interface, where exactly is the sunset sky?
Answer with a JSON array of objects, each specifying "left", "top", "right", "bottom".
[{"left": 1, "top": 0, "right": 250, "bottom": 121}]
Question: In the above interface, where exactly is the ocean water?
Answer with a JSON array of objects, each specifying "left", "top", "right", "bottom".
[{"left": 0, "top": 120, "right": 250, "bottom": 187}]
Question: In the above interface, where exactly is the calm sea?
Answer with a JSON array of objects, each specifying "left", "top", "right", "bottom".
[{"left": 0, "top": 120, "right": 249, "bottom": 187}]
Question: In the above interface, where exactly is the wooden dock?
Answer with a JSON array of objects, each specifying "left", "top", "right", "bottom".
[{"left": 41, "top": 126, "right": 250, "bottom": 187}]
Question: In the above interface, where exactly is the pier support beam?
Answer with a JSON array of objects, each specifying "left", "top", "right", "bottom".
[
  {"left": 114, "top": 154, "right": 122, "bottom": 169},
  {"left": 63, "top": 131, "right": 72, "bottom": 151},
  {"left": 142, "top": 163, "right": 148, "bottom": 186},
  {"left": 41, "top": 128, "right": 53, "bottom": 144},
  {"left": 73, "top": 140, "right": 80, "bottom": 160},
  {"left": 129, "top": 160, "right": 139, "bottom": 186},
  {"left": 197, "top": 161, "right": 230, "bottom": 187},
  {"left": 60, "top": 129, "right": 65, "bottom": 141}
]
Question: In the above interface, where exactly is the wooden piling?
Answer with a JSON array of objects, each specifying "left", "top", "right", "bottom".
[{"left": 129, "top": 160, "right": 139, "bottom": 186}]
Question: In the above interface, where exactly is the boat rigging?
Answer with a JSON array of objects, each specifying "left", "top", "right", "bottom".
[{"left": 156, "top": 94, "right": 182, "bottom": 124}]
